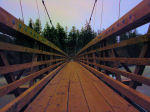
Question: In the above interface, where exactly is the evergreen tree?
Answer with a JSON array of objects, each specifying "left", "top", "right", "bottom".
[
  {"left": 56, "top": 23, "right": 67, "bottom": 51},
  {"left": 28, "top": 18, "right": 34, "bottom": 29},
  {"left": 34, "top": 19, "right": 42, "bottom": 34},
  {"left": 42, "top": 22, "right": 60, "bottom": 47}
]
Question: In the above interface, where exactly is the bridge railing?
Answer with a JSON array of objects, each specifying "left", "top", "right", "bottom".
[
  {"left": 0, "top": 7, "right": 67, "bottom": 111},
  {"left": 77, "top": 0, "right": 150, "bottom": 111}
]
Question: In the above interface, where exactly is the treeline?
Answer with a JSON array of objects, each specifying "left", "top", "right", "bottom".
[
  {"left": 28, "top": 19, "right": 97, "bottom": 55},
  {"left": 28, "top": 18, "right": 141, "bottom": 57}
]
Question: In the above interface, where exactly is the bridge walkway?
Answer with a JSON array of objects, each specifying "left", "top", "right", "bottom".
[{"left": 24, "top": 61, "right": 138, "bottom": 112}]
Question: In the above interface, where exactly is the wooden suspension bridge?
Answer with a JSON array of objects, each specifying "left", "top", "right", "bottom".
[{"left": 0, "top": 0, "right": 150, "bottom": 112}]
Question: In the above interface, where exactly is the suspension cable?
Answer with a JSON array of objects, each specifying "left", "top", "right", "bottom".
[
  {"left": 19, "top": 0, "right": 24, "bottom": 22},
  {"left": 118, "top": 0, "right": 121, "bottom": 19},
  {"left": 100, "top": 0, "right": 104, "bottom": 31},
  {"left": 42, "top": 0, "right": 54, "bottom": 27},
  {"left": 93, "top": 2, "right": 97, "bottom": 28},
  {"left": 87, "top": 0, "right": 97, "bottom": 27},
  {"left": 36, "top": 0, "right": 41, "bottom": 20}
]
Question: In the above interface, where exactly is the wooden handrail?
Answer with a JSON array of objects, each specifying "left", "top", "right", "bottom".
[
  {"left": 0, "top": 42, "right": 65, "bottom": 57},
  {"left": 0, "top": 59, "right": 64, "bottom": 75},
  {"left": 80, "top": 57, "right": 150, "bottom": 65},
  {"left": 80, "top": 62, "right": 150, "bottom": 111},
  {"left": 0, "top": 7, "right": 67, "bottom": 56},
  {"left": 0, "top": 63, "right": 66, "bottom": 112},
  {"left": 0, "top": 61, "right": 64, "bottom": 96},
  {"left": 80, "top": 60, "right": 150, "bottom": 86}
]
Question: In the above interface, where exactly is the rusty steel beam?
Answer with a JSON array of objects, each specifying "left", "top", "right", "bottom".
[
  {"left": 80, "top": 62, "right": 150, "bottom": 111},
  {"left": 0, "top": 42, "right": 65, "bottom": 57},
  {"left": 80, "top": 60, "right": 150, "bottom": 86},
  {"left": 0, "top": 63, "right": 66, "bottom": 112},
  {"left": 0, "top": 59, "right": 64, "bottom": 75},
  {"left": 0, "top": 7, "right": 67, "bottom": 56},
  {"left": 0, "top": 61, "right": 64, "bottom": 97},
  {"left": 77, "top": 0, "right": 150, "bottom": 55}
]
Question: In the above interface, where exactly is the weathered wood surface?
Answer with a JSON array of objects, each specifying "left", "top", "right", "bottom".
[
  {"left": 81, "top": 60, "right": 150, "bottom": 86},
  {"left": 0, "top": 59, "right": 64, "bottom": 75},
  {"left": 0, "top": 61, "right": 64, "bottom": 97},
  {"left": 0, "top": 63, "right": 66, "bottom": 112},
  {"left": 78, "top": 33, "right": 150, "bottom": 57},
  {"left": 80, "top": 61, "right": 150, "bottom": 111},
  {"left": 0, "top": 42, "right": 65, "bottom": 57},
  {"left": 23, "top": 61, "right": 138, "bottom": 112}
]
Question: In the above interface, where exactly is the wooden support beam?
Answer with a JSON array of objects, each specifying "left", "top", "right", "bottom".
[
  {"left": 0, "top": 7, "right": 67, "bottom": 56},
  {"left": 79, "top": 33, "right": 150, "bottom": 57},
  {"left": 82, "top": 57, "right": 150, "bottom": 66},
  {"left": 112, "top": 49, "right": 132, "bottom": 73},
  {"left": 112, "top": 49, "right": 122, "bottom": 81},
  {"left": 77, "top": 0, "right": 150, "bottom": 55},
  {"left": 0, "top": 59, "right": 63, "bottom": 75},
  {"left": 80, "top": 60, "right": 150, "bottom": 86},
  {"left": 0, "top": 42, "right": 65, "bottom": 57},
  {"left": 29, "top": 43, "right": 38, "bottom": 87},
  {"left": 0, "top": 61, "right": 64, "bottom": 97},
  {"left": 0, "top": 63, "right": 66, "bottom": 112},
  {"left": 129, "top": 25, "right": 150, "bottom": 89},
  {"left": 80, "top": 62, "right": 150, "bottom": 111},
  {"left": 0, "top": 52, "right": 21, "bottom": 97}
]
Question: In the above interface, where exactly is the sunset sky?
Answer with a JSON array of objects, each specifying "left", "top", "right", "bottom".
[{"left": 0, "top": 0, "right": 149, "bottom": 34}]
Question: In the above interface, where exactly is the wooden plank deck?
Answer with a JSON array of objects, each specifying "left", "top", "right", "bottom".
[{"left": 24, "top": 61, "right": 138, "bottom": 112}]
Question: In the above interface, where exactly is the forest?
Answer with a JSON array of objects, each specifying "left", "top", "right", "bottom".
[{"left": 28, "top": 18, "right": 141, "bottom": 56}]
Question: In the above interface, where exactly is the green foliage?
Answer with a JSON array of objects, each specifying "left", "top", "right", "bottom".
[
  {"left": 28, "top": 19, "right": 97, "bottom": 55},
  {"left": 28, "top": 18, "right": 34, "bottom": 29},
  {"left": 56, "top": 23, "right": 67, "bottom": 51},
  {"left": 28, "top": 18, "right": 142, "bottom": 57},
  {"left": 33, "top": 19, "right": 42, "bottom": 34}
]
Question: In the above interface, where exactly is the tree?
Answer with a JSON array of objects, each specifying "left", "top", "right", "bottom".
[
  {"left": 56, "top": 23, "right": 67, "bottom": 51},
  {"left": 28, "top": 18, "right": 34, "bottom": 29},
  {"left": 42, "top": 22, "right": 60, "bottom": 47},
  {"left": 78, "top": 23, "right": 96, "bottom": 50},
  {"left": 33, "top": 19, "right": 42, "bottom": 34},
  {"left": 68, "top": 26, "right": 78, "bottom": 54}
]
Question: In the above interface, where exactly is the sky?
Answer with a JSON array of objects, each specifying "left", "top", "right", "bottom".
[{"left": 0, "top": 0, "right": 149, "bottom": 34}]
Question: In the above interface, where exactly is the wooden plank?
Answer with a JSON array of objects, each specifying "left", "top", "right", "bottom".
[
  {"left": 25, "top": 61, "right": 90, "bottom": 112},
  {"left": 68, "top": 63, "right": 89, "bottom": 112},
  {"left": 0, "top": 42, "right": 65, "bottom": 57},
  {"left": 79, "top": 33, "right": 150, "bottom": 57},
  {"left": 111, "top": 49, "right": 132, "bottom": 73},
  {"left": 45, "top": 63, "right": 71, "bottom": 112},
  {"left": 0, "top": 62, "right": 63, "bottom": 96},
  {"left": 77, "top": 0, "right": 150, "bottom": 55},
  {"left": 81, "top": 63, "right": 138, "bottom": 112},
  {"left": 24, "top": 64, "right": 66, "bottom": 112},
  {"left": 0, "top": 63, "right": 66, "bottom": 112},
  {"left": 81, "top": 57, "right": 150, "bottom": 66},
  {"left": 80, "top": 62, "right": 150, "bottom": 111},
  {"left": 0, "top": 58, "right": 64, "bottom": 75},
  {"left": 29, "top": 47, "right": 38, "bottom": 87},
  {"left": 92, "top": 53, "right": 98, "bottom": 69},
  {"left": 81, "top": 60, "right": 150, "bottom": 86},
  {"left": 0, "top": 52, "right": 21, "bottom": 96},
  {"left": 130, "top": 25, "right": 150, "bottom": 89},
  {"left": 0, "top": 7, "right": 67, "bottom": 56},
  {"left": 76, "top": 63, "right": 114, "bottom": 112}
]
